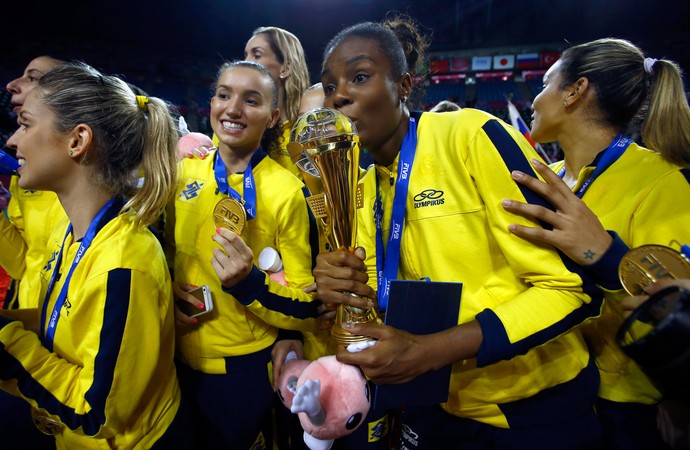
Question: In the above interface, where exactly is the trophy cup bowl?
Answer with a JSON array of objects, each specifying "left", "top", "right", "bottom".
[{"left": 289, "top": 108, "right": 380, "bottom": 345}]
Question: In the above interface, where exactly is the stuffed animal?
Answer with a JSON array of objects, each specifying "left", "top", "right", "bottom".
[
  {"left": 276, "top": 352, "right": 371, "bottom": 450},
  {"left": 176, "top": 116, "right": 214, "bottom": 160}
]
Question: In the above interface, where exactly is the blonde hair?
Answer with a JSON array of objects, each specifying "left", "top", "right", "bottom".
[
  {"left": 559, "top": 38, "right": 690, "bottom": 166},
  {"left": 642, "top": 59, "right": 690, "bottom": 166},
  {"left": 38, "top": 62, "right": 178, "bottom": 225},
  {"left": 252, "top": 26, "right": 310, "bottom": 125}
]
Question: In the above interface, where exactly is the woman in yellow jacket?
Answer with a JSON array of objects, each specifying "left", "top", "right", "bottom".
[
  {"left": 502, "top": 38, "right": 690, "bottom": 449},
  {"left": 0, "top": 62, "right": 191, "bottom": 449}
]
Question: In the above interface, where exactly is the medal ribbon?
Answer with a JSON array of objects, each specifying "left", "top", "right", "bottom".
[
  {"left": 213, "top": 150, "right": 257, "bottom": 219},
  {"left": 681, "top": 244, "right": 690, "bottom": 261},
  {"left": 557, "top": 133, "right": 632, "bottom": 198},
  {"left": 375, "top": 117, "right": 417, "bottom": 311},
  {"left": 40, "top": 197, "right": 122, "bottom": 351}
]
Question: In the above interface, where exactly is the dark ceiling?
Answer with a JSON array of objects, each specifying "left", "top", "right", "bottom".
[{"left": 3, "top": 0, "right": 689, "bottom": 85}]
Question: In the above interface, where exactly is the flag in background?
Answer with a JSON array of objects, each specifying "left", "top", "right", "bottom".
[
  {"left": 430, "top": 58, "right": 449, "bottom": 73},
  {"left": 493, "top": 55, "right": 515, "bottom": 70},
  {"left": 516, "top": 53, "right": 540, "bottom": 69},
  {"left": 507, "top": 100, "right": 553, "bottom": 163},
  {"left": 450, "top": 57, "right": 470, "bottom": 72},
  {"left": 471, "top": 56, "right": 492, "bottom": 71},
  {"left": 540, "top": 51, "right": 561, "bottom": 68}
]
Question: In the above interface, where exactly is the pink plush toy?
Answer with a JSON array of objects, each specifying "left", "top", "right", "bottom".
[
  {"left": 176, "top": 116, "right": 214, "bottom": 160},
  {"left": 277, "top": 352, "right": 371, "bottom": 450}
]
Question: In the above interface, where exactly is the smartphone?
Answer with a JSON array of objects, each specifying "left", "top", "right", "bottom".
[{"left": 177, "top": 285, "right": 214, "bottom": 318}]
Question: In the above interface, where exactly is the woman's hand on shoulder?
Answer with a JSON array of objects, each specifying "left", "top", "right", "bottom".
[{"left": 501, "top": 158, "right": 612, "bottom": 265}]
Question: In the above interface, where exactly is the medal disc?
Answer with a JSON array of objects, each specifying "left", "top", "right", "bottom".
[
  {"left": 618, "top": 244, "right": 690, "bottom": 295},
  {"left": 31, "top": 408, "right": 64, "bottom": 435},
  {"left": 213, "top": 198, "right": 246, "bottom": 234}
]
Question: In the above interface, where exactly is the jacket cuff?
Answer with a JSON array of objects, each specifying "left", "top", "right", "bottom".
[
  {"left": 583, "top": 231, "right": 628, "bottom": 291},
  {"left": 277, "top": 329, "right": 304, "bottom": 342},
  {"left": 222, "top": 265, "right": 267, "bottom": 306}
]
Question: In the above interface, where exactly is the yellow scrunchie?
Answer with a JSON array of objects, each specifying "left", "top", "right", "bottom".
[{"left": 136, "top": 95, "right": 149, "bottom": 112}]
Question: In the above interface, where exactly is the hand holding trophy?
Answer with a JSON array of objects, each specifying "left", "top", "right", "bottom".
[{"left": 288, "top": 108, "right": 380, "bottom": 345}]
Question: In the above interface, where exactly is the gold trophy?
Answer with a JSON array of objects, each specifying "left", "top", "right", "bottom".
[{"left": 288, "top": 108, "right": 379, "bottom": 345}]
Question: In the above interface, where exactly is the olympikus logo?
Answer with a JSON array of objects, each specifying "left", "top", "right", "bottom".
[{"left": 413, "top": 189, "right": 445, "bottom": 208}]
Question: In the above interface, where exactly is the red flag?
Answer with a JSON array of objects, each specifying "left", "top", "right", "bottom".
[
  {"left": 449, "top": 57, "right": 470, "bottom": 72},
  {"left": 540, "top": 51, "right": 560, "bottom": 68},
  {"left": 430, "top": 58, "right": 449, "bottom": 73},
  {"left": 507, "top": 100, "right": 552, "bottom": 163}
]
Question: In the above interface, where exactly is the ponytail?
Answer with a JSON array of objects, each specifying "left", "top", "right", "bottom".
[
  {"left": 121, "top": 97, "right": 179, "bottom": 226},
  {"left": 642, "top": 59, "right": 690, "bottom": 166}
]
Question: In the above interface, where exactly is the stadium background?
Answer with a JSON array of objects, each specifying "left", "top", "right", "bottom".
[{"left": 0, "top": 0, "right": 688, "bottom": 302}]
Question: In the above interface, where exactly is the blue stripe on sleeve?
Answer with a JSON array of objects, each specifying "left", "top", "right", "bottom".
[
  {"left": 83, "top": 268, "right": 131, "bottom": 430},
  {"left": 224, "top": 266, "right": 320, "bottom": 320},
  {"left": 475, "top": 120, "right": 604, "bottom": 366},
  {"left": 0, "top": 268, "right": 132, "bottom": 435}
]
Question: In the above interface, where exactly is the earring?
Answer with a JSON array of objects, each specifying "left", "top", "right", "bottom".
[
  {"left": 401, "top": 96, "right": 408, "bottom": 103},
  {"left": 279, "top": 74, "right": 285, "bottom": 80},
  {"left": 562, "top": 100, "right": 568, "bottom": 108},
  {"left": 69, "top": 150, "right": 75, "bottom": 156}
]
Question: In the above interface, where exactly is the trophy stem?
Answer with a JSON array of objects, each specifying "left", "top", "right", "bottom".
[{"left": 331, "top": 301, "right": 381, "bottom": 346}]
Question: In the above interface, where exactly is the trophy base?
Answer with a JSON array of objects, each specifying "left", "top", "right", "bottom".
[{"left": 331, "top": 303, "right": 382, "bottom": 346}]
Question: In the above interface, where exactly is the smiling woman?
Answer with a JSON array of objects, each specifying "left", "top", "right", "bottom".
[
  {"left": 0, "top": 61, "right": 192, "bottom": 449},
  {"left": 164, "top": 60, "right": 321, "bottom": 449}
]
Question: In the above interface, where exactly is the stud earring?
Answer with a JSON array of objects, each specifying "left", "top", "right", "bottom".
[
  {"left": 562, "top": 100, "right": 568, "bottom": 108},
  {"left": 69, "top": 150, "right": 75, "bottom": 156}
]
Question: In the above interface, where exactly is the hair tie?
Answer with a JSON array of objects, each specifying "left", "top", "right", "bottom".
[
  {"left": 643, "top": 57, "right": 658, "bottom": 75},
  {"left": 136, "top": 95, "right": 149, "bottom": 112}
]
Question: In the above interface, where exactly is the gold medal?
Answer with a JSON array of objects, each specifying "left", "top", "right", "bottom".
[
  {"left": 31, "top": 408, "right": 64, "bottom": 436},
  {"left": 213, "top": 197, "right": 246, "bottom": 235},
  {"left": 618, "top": 244, "right": 690, "bottom": 295}
]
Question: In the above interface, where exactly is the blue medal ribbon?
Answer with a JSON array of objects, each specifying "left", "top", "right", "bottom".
[
  {"left": 0, "top": 148, "right": 19, "bottom": 175},
  {"left": 40, "top": 197, "right": 122, "bottom": 351},
  {"left": 375, "top": 117, "right": 417, "bottom": 311},
  {"left": 557, "top": 133, "right": 632, "bottom": 198},
  {"left": 213, "top": 150, "right": 258, "bottom": 219},
  {"left": 681, "top": 244, "right": 690, "bottom": 261}
]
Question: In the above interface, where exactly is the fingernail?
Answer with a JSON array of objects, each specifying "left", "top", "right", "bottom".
[
  {"left": 508, "top": 224, "right": 517, "bottom": 231},
  {"left": 197, "top": 303, "right": 205, "bottom": 309},
  {"left": 343, "top": 322, "right": 354, "bottom": 329},
  {"left": 192, "top": 318, "right": 198, "bottom": 324},
  {"left": 501, "top": 199, "right": 511, "bottom": 207},
  {"left": 215, "top": 228, "right": 222, "bottom": 234},
  {"left": 511, "top": 170, "right": 523, "bottom": 179},
  {"left": 532, "top": 158, "right": 542, "bottom": 166}
]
